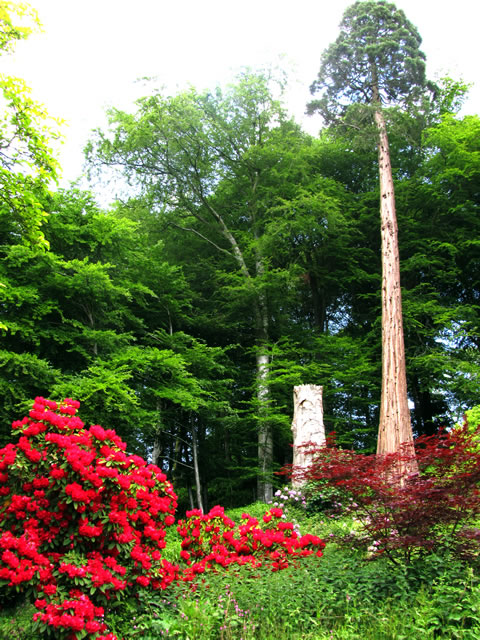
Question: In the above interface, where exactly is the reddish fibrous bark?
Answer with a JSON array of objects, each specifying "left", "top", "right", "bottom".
[{"left": 372, "top": 74, "right": 417, "bottom": 478}]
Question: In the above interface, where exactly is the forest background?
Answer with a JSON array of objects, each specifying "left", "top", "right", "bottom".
[{"left": 1, "top": 0, "right": 479, "bottom": 513}]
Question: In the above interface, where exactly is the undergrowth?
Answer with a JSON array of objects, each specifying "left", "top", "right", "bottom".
[{"left": 4, "top": 507, "right": 479, "bottom": 640}]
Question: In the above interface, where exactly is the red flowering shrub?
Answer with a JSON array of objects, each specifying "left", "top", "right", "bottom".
[
  {"left": 177, "top": 504, "right": 324, "bottom": 577},
  {"left": 0, "top": 397, "right": 326, "bottom": 638},
  {"left": 0, "top": 397, "right": 178, "bottom": 639},
  {"left": 288, "top": 418, "right": 480, "bottom": 564}
]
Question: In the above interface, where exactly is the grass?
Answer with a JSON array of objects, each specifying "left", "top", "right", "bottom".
[
  {"left": 0, "top": 599, "right": 41, "bottom": 640},
  {"left": 105, "top": 542, "right": 480, "bottom": 639},
  {"left": 2, "top": 503, "right": 480, "bottom": 639}
]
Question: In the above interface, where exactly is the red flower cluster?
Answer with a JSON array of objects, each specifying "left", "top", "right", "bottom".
[
  {"left": 0, "top": 397, "right": 178, "bottom": 639},
  {"left": 177, "top": 504, "right": 324, "bottom": 577},
  {"left": 33, "top": 591, "right": 109, "bottom": 636}
]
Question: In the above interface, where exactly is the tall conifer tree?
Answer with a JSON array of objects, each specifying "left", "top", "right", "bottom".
[{"left": 308, "top": 0, "right": 432, "bottom": 471}]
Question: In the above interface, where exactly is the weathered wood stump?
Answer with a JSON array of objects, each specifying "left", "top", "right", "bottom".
[{"left": 291, "top": 385, "right": 325, "bottom": 488}]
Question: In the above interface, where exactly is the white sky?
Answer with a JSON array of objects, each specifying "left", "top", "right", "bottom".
[{"left": 4, "top": 0, "right": 480, "bottom": 188}]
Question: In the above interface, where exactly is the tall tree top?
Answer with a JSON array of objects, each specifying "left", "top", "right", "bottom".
[{"left": 307, "top": 0, "right": 429, "bottom": 123}]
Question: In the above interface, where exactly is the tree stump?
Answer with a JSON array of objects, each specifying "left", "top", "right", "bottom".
[{"left": 291, "top": 385, "right": 325, "bottom": 488}]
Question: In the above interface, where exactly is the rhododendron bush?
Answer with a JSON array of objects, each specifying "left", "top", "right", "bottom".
[
  {"left": 0, "top": 397, "right": 178, "bottom": 639},
  {"left": 0, "top": 398, "right": 325, "bottom": 639},
  {"left": 177, "top": 504, "right": 324, "bottom": 578}
]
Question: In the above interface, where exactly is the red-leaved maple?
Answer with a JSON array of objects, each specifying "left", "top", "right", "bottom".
[{"left": 287, "top": 417, "right": 480, "bottom": 564}]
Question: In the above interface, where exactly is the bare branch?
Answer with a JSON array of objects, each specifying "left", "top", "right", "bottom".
[{"left": 169, "top": 221, "right": 234, "bottom": 258}]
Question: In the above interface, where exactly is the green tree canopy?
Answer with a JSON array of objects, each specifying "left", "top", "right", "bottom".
[
  {"left": 0, "top": 0, "right": 61, "bottom": 250},
  {"left": 308, "top": 0, "right": 431, "bottom": 122}
]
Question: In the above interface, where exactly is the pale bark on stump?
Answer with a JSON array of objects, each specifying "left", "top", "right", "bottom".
[
  {"left": 291, "top": 385, "right": 325, "bottom": 488},
  {"left": 374, "top": 103, "right": 418, "bottom": 478}
]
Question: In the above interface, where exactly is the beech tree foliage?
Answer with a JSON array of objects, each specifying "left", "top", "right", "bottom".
[
  {"left": 85, "top": 72, "right": 347, "bottom": 502},
  {"left": 0, "top": 1, "right": 60, "bottom": 250},
  {"left": 0, "top": 189, "right": 231, "bottom": 478}
]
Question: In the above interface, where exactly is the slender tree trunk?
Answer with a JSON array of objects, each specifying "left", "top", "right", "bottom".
[
  {"left": 202, "top": 484, "right": 209, "bottom": 513},
  {"left": 373, "top": 101, "right": 418, "bottom": 478},
  {"left": 152, "top": 400, "right": 163, "bottom": 466},
  {"left": 252, "top": 194, "right": 273, "bottom": 502},
  {"left": 85, "top": 307, "right": 98, "bottom": 356},
  {"left": 152, "top": 437, "right": 161, "bottom": 466},
  {"left": 191, "top": 415, "right": 204, "bottom": 512},
  {"left": 187, "top": 485, "right": 195, "bottom": 511},
  {"left": 256, "top": 347, "right": 272, "bottom": 502},
  {"left": 172, "top": 427, "right": 183, "bottom": 487},
  {"left": 255, "top": 283, "right": 273, "bottom": 503},
  {"left": 196, "top": 187, "right": 274, "bottom": 501}
]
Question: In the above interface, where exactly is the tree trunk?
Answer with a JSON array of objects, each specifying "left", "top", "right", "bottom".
[
  {"left": 85, "top": 307, "right": 98, "bottom": 356},
  {"left": 191, "top": 415, "right": 204, "bottom": 513},
  {"left": 152, "top": 400, "right": 163, "bottom": 466},
  {"left": 255, "top": 291, "right": 273, "bottom": 503},
  {"left": 373, "top": 103, "right": 418, "bottom": 478},
  {"left": 256, "top": 348, "right": 273, "bottom": 502},
  {"left": 152, "top": 436, "right": 162, "bottom": 467},
  {"left": 187, "top": 485, "right": 195, "bottom": 510},
  {"left": 291, "top": 385, "right": 325, "bottom": 488},
  {"left": 172, "top": 427, "right": 183, "bottom": 487},
  {"left": 253, "top": 212, "right": 273, "bottom": 503},
  {"left": 203, "top": 198, "right": 274, "bottom": 502}
]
